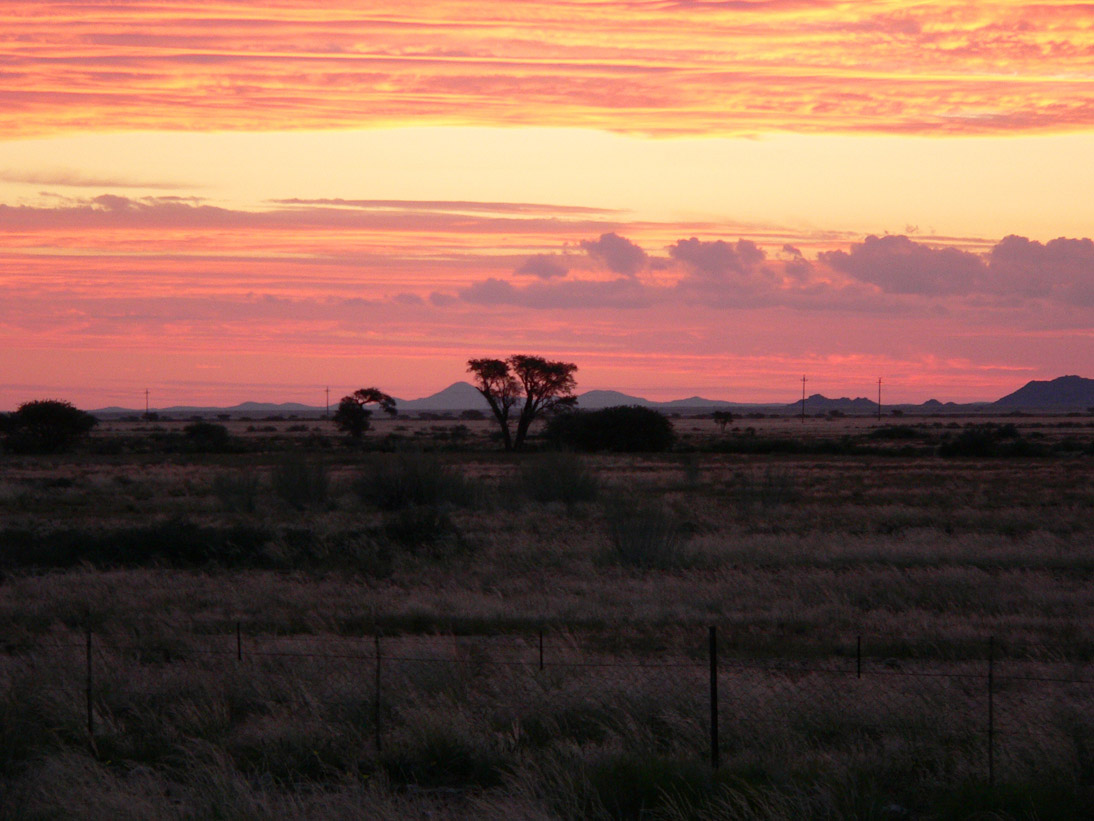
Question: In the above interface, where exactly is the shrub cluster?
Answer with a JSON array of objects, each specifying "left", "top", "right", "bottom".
[
  {"left": 354, "top": 451, "right": 475, "bottom": 510},
  {"left": 544, "top": 406, "right": 675, "bottom": 452},
  {"left": 520, "top": 451, "right": 599, "bottom": 504},
  {"left": 1, "top": 399, "right": 97, "bottom": 453},
  {"left": 938, "top": 424, "right": 1048, "bottom": 457}
]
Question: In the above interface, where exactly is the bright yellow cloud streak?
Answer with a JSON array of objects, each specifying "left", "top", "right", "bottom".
[{"left": 1, "top": 1, "right": 1092, "bottom": 138}]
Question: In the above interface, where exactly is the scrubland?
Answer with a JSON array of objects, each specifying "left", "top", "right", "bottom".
[{"left": 1, "top": 414, "right": 1092, "bottom": 819}]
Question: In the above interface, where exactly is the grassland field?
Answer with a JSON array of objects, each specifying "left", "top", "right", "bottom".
[{"left": 1, "top": 412, "right": 1092, "bottom": 819}]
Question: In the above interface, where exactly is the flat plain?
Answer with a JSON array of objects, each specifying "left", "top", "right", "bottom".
[{"left": 1, "top": 413, "right": 1092, "bottom": 819}]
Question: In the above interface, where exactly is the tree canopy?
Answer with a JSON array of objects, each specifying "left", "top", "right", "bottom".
[
  {"left": 1, "top": 399, "right": 98, "bottom": 453},
  {"left": 332, "top": 387, "right": 397, "bottom": 438},
  {"left": 467, "top": 355, "right": 577, "bottom": 450}
]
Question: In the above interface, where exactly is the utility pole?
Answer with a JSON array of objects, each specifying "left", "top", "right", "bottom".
[
  {"left": 144, "top": 389, "right": 150, "bottom": 418},
  {"left": 877, "top": 377, "right": 882, "bottom": 421},
  {"left": 801, "top": 375, "right": 807, "bottom": 423},
  {"left": 325, "top": 386, "right": 330, "bottom": 420}
]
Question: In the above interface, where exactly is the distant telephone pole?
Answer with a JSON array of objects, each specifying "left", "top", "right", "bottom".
[
  {"left": 144, "top": 389, "right": 150, "bottom": 417},
  {"left": 325, "top": 386, "right": 330, "bottom": 419},
  {"left": 801, "top": 375, "right": 807, "bottom": 423},
  {"left": 877, "top": 377, "right": 882, "bottom": 421}
]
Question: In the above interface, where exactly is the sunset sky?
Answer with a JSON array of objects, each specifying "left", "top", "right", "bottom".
[{"left": 1, "top": 1, "right": 1092, "bottom": 409}]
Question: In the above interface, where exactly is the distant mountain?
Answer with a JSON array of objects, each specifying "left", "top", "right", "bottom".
[
  {"left": 575, "top": 390, "right": 652, "bottom": 409},
  {"left": 394, "top": 382, "right": 489, "bottom": 412},
  {"left": 85, "top": 375, "right": 1093, "bottom": 418},
  {"left": 785, "top": 394, "right": 878, "bottom": 413},
  {"left": 994, "top": 375, "right": 1094, "bottom": 409}
]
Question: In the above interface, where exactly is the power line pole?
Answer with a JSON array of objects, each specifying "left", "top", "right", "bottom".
[
  {"left": 325, "top": 386, "right": 330, "bottom": 419},
  {"left": 801, "top": 375, "right": 807, "bottom": 423},
  {"left": 877, "top": 377, "right": 882, "bottom": 421},
  {"left": 144, "top": 389, "right": 149, "bottom": 418}
]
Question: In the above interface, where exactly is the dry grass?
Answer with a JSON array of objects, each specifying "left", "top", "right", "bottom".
[{"left": 1, "top": 419, "right": 1092, "bottom": 817}]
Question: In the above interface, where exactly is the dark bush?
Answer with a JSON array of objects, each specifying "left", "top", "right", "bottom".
[
  {"left": 271, "top": 453, "right": 330, "bottom": 510},
  {"left": 544, "top": 406, "right": 675, "bottom": 452},
  {"left": 183, "top": 421, "right": 231, "bottom": 452},
  {"left": 868, "top": 425, "right": 923, "bottom": 440},
  {"left": 382, "top": 505, "right": 469, "bottom": 555},
  {"left": 1, "top": 399, "right": 97, "bottom": 453},
  {"left": 355, "top": 451, "right": 475, "bottom": 510},
  {"left": 938, "top": 424, "right": 1048, "bottom": 457},
  {"left": 521, "top": 451, "right": 598, "bottom": 504},
  {"left": 0, "top": 519, "right": 272, "bottom": 570}
]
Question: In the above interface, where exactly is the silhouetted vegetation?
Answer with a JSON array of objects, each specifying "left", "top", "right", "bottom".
[
  {"left": 355, "top": 451, "right": 475, "bottom": 510},
  {"left": 271, "top": 453, "right": 330, "bottom": 510},
  {"left": 182, "top": 421, "right": 231, "bottom": 452},
  {"left": 332, "top": 387, "right": 397, "bottom": 438},
  {"left": 602, "top": 496, "right": 683, "bottom": 568},
  {"left": 520, "top": 451, "right": 599, "bottom": 503},
  {"left": 938, "top": 424, "right": 1049, "bottom": 457},
  {"left": 545, "top": 405, "right": 676, "bottom": 452},
  {"left": 467, "top": 355, "right": 577, "bottom": 450},
  {"left": 0, "top": 399, "right": 97, "bottom": 453}
]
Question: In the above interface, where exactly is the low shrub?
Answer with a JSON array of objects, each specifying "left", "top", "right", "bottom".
[
  {"left": 603, "top": 496, "right": 682, "bottom": 569},
  {"left": 731, "top": 466, "right": 799, "bottom": 511},
  {"left": 355, "top": 451, "right": 475, "bottom": 510},
  {"left": 938, "top": 424, "right": 1049, "bottom": 457},
  {"left": 1, "top": 399, "right": 97, "bottom": 453},
  {"left": 211, "top": 471, "right": 260, "bottom": 514},
  {"left": 545, "top": 406, "right": 675, "bottom": 452},
  {"left": 521, "top": 452, "right": 598, "bottom": 504},
  {"left": 382, "top": 505, "right": 468, "bottom": 555},
  {"left": 183, "top": 422, "right": 231, "bottom": 453},
  {"left": 270, "top": 453, "right": 330, "bottom": 510}
]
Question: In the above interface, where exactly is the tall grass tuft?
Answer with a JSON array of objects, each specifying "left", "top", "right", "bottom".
[
  {"left": 520, "top": 452, "right": 598, "bottom": 504},
  {"left": 603, "top": 495, "right": 683, "bottom": 569},
  {"left": 355, "top": 451, "right": 476, "bottom": 511},
  {"left": 271, "top": 453, "right": 330, "bottom": 510},
  {"left": 211, "top": 471, "right": 260, "bottom": 514},
  {"left": 731, "top": 466, "right": 798, "bottom": 512}
]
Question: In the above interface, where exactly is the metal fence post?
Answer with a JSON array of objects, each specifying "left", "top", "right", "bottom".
[
  {"left": 988, "top": 636, "right": 995, "bottom": 787},
  {"left": 709, "top": 625, "right": 719, "bottom": 770},
  {"left": 374, "top": 633, "right": 382, "bottom": 754},
  {"left": 86, "top": 622, "right": 94, "bottom": 740}
]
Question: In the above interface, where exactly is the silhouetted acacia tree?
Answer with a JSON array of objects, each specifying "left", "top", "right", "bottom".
[
  {"left": 712, "top": 410, "right": 734, "bottom": 433},
  {"left": 467, "top": 355, "right": 577, "bottom": 451},
  {"left": 333, "top": 388, "right": 397, "bottom": 438},
  {"left": 1, "top": 399, "right": 98, "bottom": 453}
]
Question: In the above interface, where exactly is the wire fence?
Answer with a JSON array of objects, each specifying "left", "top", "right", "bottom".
[{"left": 6, "top": 622, "right": 1093, "bottom": 787}]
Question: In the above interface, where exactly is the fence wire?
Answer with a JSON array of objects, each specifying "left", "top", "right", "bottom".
[{"left": 2, "top": 625, "right": 1091, "bottom": 786}]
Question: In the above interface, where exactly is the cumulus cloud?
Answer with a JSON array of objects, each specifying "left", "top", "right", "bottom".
[
  {"left": 515, "top": 253, "right": 570, "bottom": 279},
  {"left": 667, "top": 237, "right": 782, "bottom": 302},
  {"left": 816, "top": 233, "right": 1094, "bottom": 306},
  {"left": 579, "top": 232, "right": 648, "bottom": 276},
  {"left": 460, "top": 276, "right": 653, "bottom": 309},
  {"left": 669, "top": 237, "right": 766, "bottom": 279},
  {"left": 987, "top": 235, "right": 1094, "bottom": 303},
  {"left": 819, "top": 234, "right": 985, "bottom": 295}
]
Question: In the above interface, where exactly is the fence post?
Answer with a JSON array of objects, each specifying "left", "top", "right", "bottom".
[
  {"left": 374, "top": 633, "right": 382, "bottom": 754},
  {"left": 86, "top": 621, "right": 94, "bottom": 740},
  {"left": 988, "top": 636, "right": 995, "bottom": 787},
  {"left": 709, "top": 625, "right": 719, "bottom": 770}
]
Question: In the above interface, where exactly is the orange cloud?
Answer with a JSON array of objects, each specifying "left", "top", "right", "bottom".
[{"left": 1, "top": 1, "right": 1093, "bottom": 137}]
